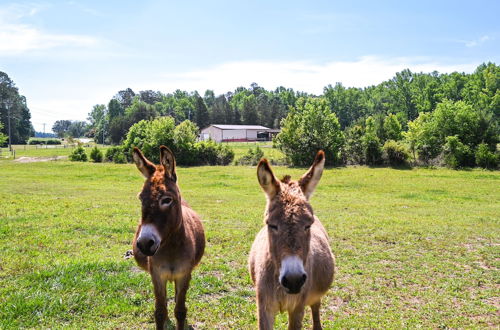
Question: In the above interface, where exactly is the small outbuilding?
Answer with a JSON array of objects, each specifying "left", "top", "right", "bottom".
[{"left": 200, "top": 124, "right": 271, "bottom": 142}]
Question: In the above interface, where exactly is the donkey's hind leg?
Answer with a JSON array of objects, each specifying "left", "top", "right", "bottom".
[
  {"left": 174, "top": 273, "right": 191, "bottom": 330},
  {"left": 311, "top": 301, "right": 322, "bottom": 330}
]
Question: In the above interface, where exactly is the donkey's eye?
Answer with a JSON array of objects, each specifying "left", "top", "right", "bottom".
[
  {"left": 268, "top": 224, "right": 278, "bottom": 231},
  {"left": 160, "top": 197, "right": 173, "bottom": 208},
  {"left": 305, "top": 225, "right": 311, "bottom": 231}
]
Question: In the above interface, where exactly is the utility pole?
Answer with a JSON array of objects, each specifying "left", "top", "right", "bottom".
[
  {"left": 7, "top": 100, "right": 12, "bottom": 152},
  {"left": 43, "top": 123, "right": 46, "bottom": 136},
  {"left": 102, "top": 120, "right": 105, "bottom": 147}
]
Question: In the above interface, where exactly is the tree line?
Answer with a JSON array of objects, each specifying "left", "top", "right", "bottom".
[
  {"left": 0, "top": 72, "right": 34, "bottom": 145},
  {"left": 1, "top": 62, "right": 498, "bottom": 169}
]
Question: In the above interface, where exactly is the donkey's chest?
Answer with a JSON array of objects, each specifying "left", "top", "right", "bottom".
[{"left": 152, "top": 256, "right": 192, "bottom": 281}]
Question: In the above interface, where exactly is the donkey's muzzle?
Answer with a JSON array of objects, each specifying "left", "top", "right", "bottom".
[
  {"left": 281, "top": 272, "right": 307, "bottom": 294},
  {"left": 136, "top": 237, "right": 158, "bottom": 256}
]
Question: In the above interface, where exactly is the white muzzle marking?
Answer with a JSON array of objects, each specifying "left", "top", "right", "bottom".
[
  {"left": 138, "top": 223, "right": 160, "bottom": 241},
  {"left": 279, "top": 255, "right": 305, "bottom": 282}
]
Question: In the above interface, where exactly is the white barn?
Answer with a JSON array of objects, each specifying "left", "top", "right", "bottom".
[{"left": 200, "top": 124, "right": 270, "bottom": 142}]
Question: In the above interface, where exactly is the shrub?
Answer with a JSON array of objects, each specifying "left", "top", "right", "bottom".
[
  {"left": 343, "top": 125, "right": 364, "bottom": 165},
  {"left": 236, "top": 146, "right": 264, "bottom": 165},
  {"left": 443, "top": 136, "right": 475, "bottom": 169},
  {"left": 113, "top": 152, "right": 127, "bottom": 164},
  {"left": 28, "top": 138, "right": 61, "bottom": 145},
  {"left": 383, "top": 140, "right": 410, "bottom": 166},
  {"left": 46, "top": 139, "right": 62, "bottom": 145},
  {"left": 172, "top": 120, "right": 199, "bottom": 165},
  {"left": 363, "top": 134, "right": 382, "bottom": 165},
  {"left": 194, "top": 140, "right": 235, "bottom": 165},
  {"left": 0, "top": 123, "right": 6, "bottom": 146},
  {"left": 105, "top": 146, "right": 126, "bottom": 163},
  {"left": 475, "top": 143, "right": 498, "bottom": 169},
  {"left": 105, "top": 146, "right": 121, "bottom": 161},
  {"left": 274, "top": 97, "right": 344, "bottom": 166},
  {"left": 89, "top": 147, "right": 103, "bottom": 163},
  {"left": 122, "top": 117, "right": 175, "bottom": 164},
  {"left": 69, "top": 146, "right": 88, "bottom": 162}
]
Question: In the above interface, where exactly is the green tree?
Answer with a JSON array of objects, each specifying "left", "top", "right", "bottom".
[
  {"left": 275, "top": 97, "right": 344, "bottom": 165},
  {"left": 362, "top": 116, "right": 383, "bottom": 165},
  {"left": 87, "top": 104, "right": 107, "bottom": 143},
  {"left": 383, "top": 113, "right": 403, "bottom": 141},
  {"left": 193, "top": 94, "right": 210, "bottom": 129},
  {"left": 0, "top": 71, "right": 34, "bottom": 144},
  {"left": 0, "top": 122, "right": 7, "bottom": 146},
  {"left": 52, "top": 120, "right": 73, "bottom": 138},
  {"left": 173, "top": 120, "right": 199, "bottom": 164},
  {"left": 122, "top": 116, "right": 176, "bottom": 163},
  {"left": 241, "top": 95, "right": 258, "bottom": 125},
  {"left": 108, "top": 99, "right": 124, "bottom": 120}
]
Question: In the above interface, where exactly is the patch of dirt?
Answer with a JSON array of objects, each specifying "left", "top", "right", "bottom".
[{"left": 14, "top": 156, "right": 67, "bottom": 163}]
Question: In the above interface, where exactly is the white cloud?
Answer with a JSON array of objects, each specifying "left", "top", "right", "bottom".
[
  {"left": 456, "top": 35, "right": 492, "bottom": 48},
  {"left": 0, "top": 4, "right": 99, "bottom": 55},
  {"left": 156, "top": 56, "right": 478, "bottom": 95}
]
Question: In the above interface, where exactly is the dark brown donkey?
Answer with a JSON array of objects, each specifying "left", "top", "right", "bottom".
[
  {"left": 132, "top": 146, "right": 205, "bottom": 330},
  {"left": 249, "top": 151, "right": 335, "bottom": 330}
]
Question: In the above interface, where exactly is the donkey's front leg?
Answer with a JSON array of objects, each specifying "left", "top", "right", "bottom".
[
  {"left": 174, "top": 273, "right": 191, "bottom": 330},
  {"left": 311, "top": 302, "right": 322, "bottom": 330},
  {"left": 288, "top": 305, "right": 305, "bottom": 330},
  {"left": 151, "top": 269, "right": 168, "bottom": 330},
  {"left": 256, "top": 293, "right": 275, "bottom": 330}
]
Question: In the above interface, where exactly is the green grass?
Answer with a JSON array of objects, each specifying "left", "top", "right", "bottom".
[
  {"left": 1, "top": 145, "right": 108, "bottom": 159},
  {"left": 228, "top": 142, "right": 285, "bottom": 161},
  {"left": 0, "top": 158, "right": 498, "bottom": 328}
]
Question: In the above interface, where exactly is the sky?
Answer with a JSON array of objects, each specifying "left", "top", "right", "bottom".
[{"left": 0, "top": 0, "right": 499, "bottom": 132}]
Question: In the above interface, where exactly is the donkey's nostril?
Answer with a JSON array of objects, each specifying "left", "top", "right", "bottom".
[
  {"left": 300, "top": 273, "right": 307, "bottom": 285},
  {"left": 146, "top": 239, "right": 155, "bottom": 249},
  {"left": 281, "top": 272, "right": 307, "bottom": 294}
]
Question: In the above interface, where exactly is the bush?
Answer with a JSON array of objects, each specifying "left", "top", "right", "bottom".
[
  {"left": 236, "top": 146, "right": 264, "bottom": 165},
  {"left": 172, "top": 120, "right": 199, "bottom": 165},
  {"left": 122, "top": 117, "right": 175, "bottom": 164},
  {"left": 113, "top": 152, "right": 127, "bottom": 164},
  {"left": 443, "top": 136, "right": 475, "bottom": 169},
  {"left": 383, "top": 140, "right": 410, "bottom": 166},
  {"left": 274, "top": 97, "right": 344, "bottom": 166},
  {"left": 363, "top": 134, "right": 382, "bottom": 165},
  {"left": 343, "top": 125, "right": 364, "bottom": 165},
  {"left": 475, "top": 143, "right": 498, "bottom": 169},
  {"left": 69, "top": 146, "right": 88, "bottom": 162},
  {"left": 105, "top": 146, "right": 126, "bottom": 163},
  {"left": 194, "top": 140, "right": 235, "bottom": 165},
  {"left": 89, "top": 147, "right": 103, "bottom": 163},
  {"left": 28, "top": 138, "right": 61, "bottom": 145}
]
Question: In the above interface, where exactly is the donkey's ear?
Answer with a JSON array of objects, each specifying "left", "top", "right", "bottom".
[
  {"left": 133, "top": 147, "right": 156, "bottom": 179},
  {"left": 257, "top": 158, "right": 280, "bottom": 199},
  {"left": 159, "top": 146, "right": 177, "bottom": 182},
  {"left": 299, "top": 150, "right": 325, "bottom": 200}
]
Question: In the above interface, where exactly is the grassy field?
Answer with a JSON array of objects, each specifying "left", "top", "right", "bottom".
[
  {"left": 0, "top": 156, "right": 498, "bottom": 328},
  {"left": 0, "top": 144, "right": 102, "bottom": 159},
  {"left": 1, "top": 142, "right": 282, "bottom": 163}
]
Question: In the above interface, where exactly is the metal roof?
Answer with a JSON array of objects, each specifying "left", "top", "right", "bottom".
[{"left": 210, "top": 124, "right": 270, "bottom": 130}]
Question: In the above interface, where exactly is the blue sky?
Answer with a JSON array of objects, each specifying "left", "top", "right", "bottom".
[{"left": 0, "top": 0, "right": 499, "bottom": 132}]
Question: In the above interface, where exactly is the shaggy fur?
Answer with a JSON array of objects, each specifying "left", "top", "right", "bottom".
[{"left": 249, "top": 151, "right": 335, "bottom": 330}]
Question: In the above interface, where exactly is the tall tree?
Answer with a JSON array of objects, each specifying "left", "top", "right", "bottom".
[
  {"left": 193, "top": 94, "right": 210, "bottom": 128},
  {"left": 108, "top": 99, "right": 124, "bottom": 120},
  {"left": 52, "top": 120, "right": 73, "bottom": 138},
  {"left": 114, "top": 88, "right": 136, "bottom": 109},
  {"left": 241, "top": 95, "right": 258, "bottom": 125},
  {"left": 0, "top": 72, "right": 34, "bottom": 144}
]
